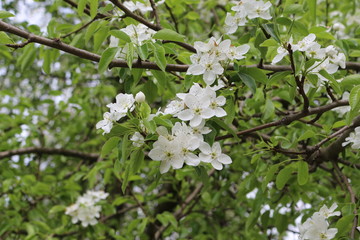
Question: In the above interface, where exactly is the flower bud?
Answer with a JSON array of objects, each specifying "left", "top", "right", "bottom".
[{"left": 135, "top": 91, "right": 146, "bottom": 103}]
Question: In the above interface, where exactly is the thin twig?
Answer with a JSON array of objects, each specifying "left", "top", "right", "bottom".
[
  {"left": 333, "top": 162, "right": 358, "bottom": 239},
  {"left": 6, "top": 39, "right": 32, "bottom": 49},
  {"left": 61, "top": 18, "right": 97, "bottom": 38},
  {"left": 164, "top": 3, "right": 179, "bottom": 32},
  {"left": 149, "top": 0, "right": 160, "bottom": 28}
]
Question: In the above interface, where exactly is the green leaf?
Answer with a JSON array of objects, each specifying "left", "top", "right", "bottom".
[
  {"left": 85, "top": 21, "right": 100, "bottom": 43},
  {"left": 298, "top": 130, "right": 315, "bottom": 142},
  {"left": 89, "top": 0, "right": 98, "bottom": 18},
  {"left": 297, "top": 161, "right": 309, "bottom": 185},
  {"left": 98, "top": 47, "right": 118, "bottom": 73},
  {"left": 211, "top": 118, "right": 240, "bottom": 142},
  {"left": 0, "top": 10, "right": 14, "bottom": 18},
  {"left": 110, "top": 30, "right": 131, "bottom": 43},
  {"left": 137, "top": 43, "right": 149, "bottom": 60},
  {"left": 335, "top": 215, "right": 355, "bottom": 237},
  {"left": 341, "top": 74, "right": 360, "bottom": 90},
  {"left": 306, "top": 0, "right": 316, "bottom": 24},
  {"left": 267, "top": 71, "right": 292, "bottom": 86},
  {"left": 283, "top": 4, "right": 304, "bottom": 14},
  {"left": 126, "top": 43, "right": 134, "bottom": 70},
  {"left": 77, "top": 0, "right": 87, "bottom": 16},
  {"left": 276, "top": 166, "right": 293, "bottom": 190},
  {"left": 151, "top": 43, "right": 167, "bottom": 72},
  {"left": 49, "top": 205, "right": 66, "bottom": 215},
  {"left": 261, "top": 24, "right": 281, "bottom": 43},
  {"left": 237, "top": 72, "right": 257, "bottom": 94},
  {"left": 153, "top": 116, "right": 173, "bottom": 128},
  {"left": 263, "top": 99, "right": 274, "bottom": 120},
  {"left": 101, "top": 136, "right": 120, "bottom": 157},
  {"left": 349, "top": 85, "right": 360, "bottom": 112},
  {"left": 259, "top": 39, "right": 278, "bottom": 47},
  {"left": 0, "top": 32, "right": 14, "bottom": 44},
  {"left": 153, "top": 29, "right": 185, "bottom": 42}
]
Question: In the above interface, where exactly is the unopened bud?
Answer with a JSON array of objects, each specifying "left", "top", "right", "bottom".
[{"left": 135, "top": 91, "right": 146, "bottom": 103}]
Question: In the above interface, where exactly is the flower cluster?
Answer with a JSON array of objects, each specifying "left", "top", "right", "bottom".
[
  {"left": 187, "top": 37, "right": 250, "bottom": 85},
  {"left": 65, "top": 190, "right": 109, "bottom": 227},
  {"left": 298, "top": 203, "right": 340, "bottom": 240},
  {"left": 165, "top": 83, "right": 227, "bottom": 127},
  {"left": 225, "top": 0, "right": 272, "bottom": 34},
  {"left": 342, "top": 126, "right": 360, "bottom": 149},
  {"left": 272, "top": 34, "right": 346, "bottom": 86},
  {"left": 121, "top": 23, "right": 156, "bottom": 46},
  {"left": 148, "top": 122, "right": 232, "bottom": 173},
  {"left": 96, "top": 93, "right": 135, "bottom": 134}
]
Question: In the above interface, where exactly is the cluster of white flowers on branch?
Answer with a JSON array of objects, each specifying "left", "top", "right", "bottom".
[
  {"left": 96, "top": 93, "right": 136, "bottom": 134},
  {"left": 272, "top": 34, "right": 346, "bottom": 87},
  {"left": 298, "top": 203, "right": 340, "bottom": 240},
  {"left": 123, "top": 0, "right": 164, "bottom": 14},
  {"left": 342, "top": 126, "right": 360, "bottom": 149},
  {"left": 225, "top": 0, "right": 272, "bottom": 34},
  {"left": 187, "top": 37, "right": 250, "bottom": 85},
  {"left": 148, "top": 122, "right": 231, "bottom": 173},
  {"left": 65, "top": 190, "right": 109, "bottom": 227}
]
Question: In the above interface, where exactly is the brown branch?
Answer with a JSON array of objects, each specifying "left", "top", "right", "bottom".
[
  {"left": 308, "top": 115, "right": 360, "bottom": 164},
  {"left": 0, "top": 147, "right": 99, "bottom": 161},
  {"left": 164, "top": 3, "right": 179, "bottom": 32},
  {"left": 1, "top": 21, "right": 360, "bottom": 73},
  {"left": 216, "top": 100, "right": 349, "bottom": 141},
  {"left": 5, "top": 39, "right": 32, "bottom": 49}
]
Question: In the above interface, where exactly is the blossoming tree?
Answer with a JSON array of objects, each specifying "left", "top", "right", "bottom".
[{"left": 1, "top": 0, "right": 360, "bottom": 239}]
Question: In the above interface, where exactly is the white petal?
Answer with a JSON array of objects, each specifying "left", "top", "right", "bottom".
[
  {"left": 148, "top": 148, "right": 164, "bottom": 161},
  {"left": 218, "top": 154, "right": 232, "bottom": 164},
  {"left": 178, "top": 109, "right": 194, "bottom": 121},
  {"left": 160, "top": 161, "right": 171, "bottom": 174},
  {"left": 211, "top": 160, "right": 223, "bottom": 170},
  {"left": 199, "top": 142, "right": 212, "bottom": 154}
]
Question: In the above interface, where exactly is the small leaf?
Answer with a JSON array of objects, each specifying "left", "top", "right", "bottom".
[
  {"left": 49, "top": 205, "right": 66, "bottom": 215},
  {"left": 152, "top": 43, "right": 167, "bottom": 72},
  {"left": 263, "top": 99, "right": 274, "bottom": 120},
  {"left": 0, "top": 32, "right": 14, "bottom": 44},
  {"left": 126, "top": 43, "right": 134, "bottom": 70},
  {"left": 276, "top": 166, "right": 293, "bottom": 190},
  {"left": 101, "top": 136, "right": 120, "bottom": 157},
  {"left": 261, "top": 24, "right": 281, "bottom": 43},
  {"left": 77, "top": 0, "right": 87, "bottom": 16},
  {"left": 237, "top": 72, "right": 257, "bottom": 94},
  {"left": 137, "top": 43, "right": 149, "bottom": 60},
  {"left": 297, "top": 161, "right": 309, "bottom": 185},
  {"left": 335, "top": 215, "right": 355, "bottom": 237},
  {"left": 0, "top": 10, "right": 14, "bottom": 18},
  {"left": 98, "top": 47, "right": 118, "bottom": 73},
  {"left": 153, "top": 29, "right": 185, "bottom": 42},
  {"left": 110, "top": 30, "right": 131, "bottom": 43},
  {"left": 89, "top": 0, "right": 98, "bottom": 18},
  {"left": 298, "top": 130, "right": 315, "bottom": 142}
]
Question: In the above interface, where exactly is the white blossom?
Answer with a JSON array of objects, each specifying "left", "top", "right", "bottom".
[
  {"left": 342, "top": 126, "right": 360, "bottom": 149},
  {"left": 198, "top": 142, "right": 232, "bottom": 170},
  {"left": 120, "top": 24, "right": 156, "bottom": 45},
  {"left": 130, "top": 132, "right": 145, "bottom": 147},
  {"left": 332, "top": 92, "right": 350, "bottom": 117},
  {"left": 65, "top": 190, "right": 108, "bottom": 227},
  {"left": 135, "top": 91, "right": 146, "bottom": 103}
]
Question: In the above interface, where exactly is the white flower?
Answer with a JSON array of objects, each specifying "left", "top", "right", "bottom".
[
  {"left": 226, "top": 44, "right": 250, "bottom": 60},
  {"left": 342, "top": 126, "right": 360, "bottom": 149},
  {"left": 199, "top": 142, "right": 232, "bottom": 170},
  {"left": 191, "top": 120, "right": 212, "bottom": 141},
  {"left": 135, "top": 91, "right": 146, "bottom": 103},
  {"left": 292, "top": 34, "right": 317, "bottom": 52},
  {"left": 225, "top": 12, "right": 248, "bottom": 34},
  {"left": 121, "top": 24, "right": 156, "bottom": 45},
  {"left": 164, "top": 100, "right": 185, "bottom": 115},
  {"left": 148, "top": 136, "right": 183, "bottom": 173},
  {"left": 246, "top": 1, "right": 272, "bottom": 20},
  {"left": 318, "top": 203, "right": 341, "bottom": 219},
  {"left": 107, "top": 93, "right": 135, "bottom": 114},
  {"left": 272, "top": 46, "right": 288, "bottom": 64},
  {"left": 65, "top": 190, "right": 108, "bottom": 227},
  {"left": 130, "top": 132, "right": 145, "bottom": 147},
  {"left": 96, "top": 111, "right": 124, "bottom": 134},
  {"left": 177, "top": 94, "right": 214, "bottom": 127}
]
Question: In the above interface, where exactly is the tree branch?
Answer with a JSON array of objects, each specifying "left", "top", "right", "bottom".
[
  {"left": 216, "top": 100, "right": 349, "bottom": 141},
  {"left": 2, "top": 20, "right": 360, "bottom": 73},
  {"left": 0, "top": 147, "right": 99, "bottom": 161}
]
